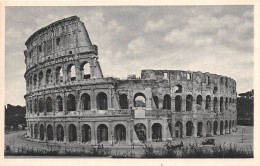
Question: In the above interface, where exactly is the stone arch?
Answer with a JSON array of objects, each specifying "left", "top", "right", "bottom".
[
  {"left": 46, "top": 69, "right": 52, "bottom": 84},
  {"left": 56, "top": 124, "right": 64, "bottom": 141},
  {"left": 134, "top": 123, "right": 146, "bottom": 143},
  {"left": 213, "top": 121, "right": 218, "bottom": 135},
  {"left": 47, "top": 124, "right": 53, "bottom": 141},
  {"left": 38, "top": 71, "right": 43, "bottom": 86},
  {"left": 119, "top": 94, "right": 128, "bottom": 109},
  {"left": 56, "top": 66, "right": 63, "bottom": 83},
  {"left": 220, "top": 97, "right": 224, "bottom": 112},
  {"left": 68, "top": 124, "right": 77, "bottom": 142},
  {"left": 186, "top": 95, "right": 193, "bottom": 111},
  {"left": 67, "top": 64, "right": 76, "bottom": 81},
  {"left": 197, "top": 122, "right": 203, "bottom": 137},
  {"left": 34, "top": 123, "right": 38, "bottom": 139},
  {"left": 114, "top": 124, "right": 126, "bottom": 143},
  {"left": 153, "top": 96, "right": 159, "bottom": 109},
  {"left": 152, "top": 123, "right": 162, "bottom": 142},
  {"left": 186, "top": 121, "right": 193, "bottom": 137},
  {"left": 206, "top": 95, "right": 211, "bottom": 110},
  {"left": 46, "top": 97, "right": 52, "bottom": 112},
  {"left": 175, "top": 95, "right": 182, "bottom": 112},
  {"left": 38, "top": 98, "right": 44, "bottom": 113},
  {"left": 220, "top": 121, "right": 224, "bottom": 135},
  {"left": 175, "top": 121, "right": 183, "bottom": 138},
  {"left": 206, "top": 121, "right": 212, "bottom": 136},
  {"left": 96, "top": 92, "right": 108, "bottom": 110},
  {"left": 81, "top": 93, "right": 91, "bottom": 110},
  {"left": 80, "top": 62, "right": 91, "bottom": 80},
  {"left": 97, "top": 124, "right": 108, "bottom": 143},
  {"left": 214, "top": 97, "right": 218, "bottom": 113},
  {"left": 134, "top": 92, "right": 146, "bottom": 107},
  {"left": 163, "top": 94, "right": 171, "bottom": 109},
  {"left": 82, "top": 124, "right": 91, "bottom": 143},
  {"left": 67, "top": 94, "right": 76, "bottom": 111},
  {"left": 196, "top": 95, "right": 202, "bottom": 105},
  {"left": 56, "top": 95, "right": 63, "bottom": 112},
  {"left": 39, "top": 124, "right": 44, "bottom": 140}
]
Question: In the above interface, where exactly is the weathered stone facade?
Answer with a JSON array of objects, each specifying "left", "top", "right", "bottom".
[{"left": 24, "top": 16, "right": 237, "bottom": 145}]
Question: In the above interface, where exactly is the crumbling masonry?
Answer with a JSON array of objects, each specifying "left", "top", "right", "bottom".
[{"left": 24, "top": 16, "right": 237, "bottom": 145}]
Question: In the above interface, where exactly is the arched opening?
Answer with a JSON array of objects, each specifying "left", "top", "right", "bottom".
[
  {"left": 33, "top": 74, "right": 37, "bottom": 88},
  {"left": 152, "top": 123, "right": 162, "bottom": 142},
  {"left": 186, "top": 121, "right": 193, "bottom": 137},
  {"left": 225, "top": 120, "right": 228, "bottom": 133},
  {"left": 196, "top": 95, "right": 202, "bottom": 105},
  {"left": 174, "top": 84, "right": 182, "bottom": 93},
  {"left": 153, "top": 96, "right": 159, "bottom": 109},
  {"left": 38, "top": 71, "right": 43, "bottom": 86},
  {"left": 114, "top": 124, "right": 126, "bottom": 143},
  {"left": 206, "top": 95, "right": 211, "bottom": 110},
  {"left": 34, "top": 124, "right": 38, "bottom": 139},
  {"left": 67, "top": 64, "right": 76, "bottom": 81},
  {"left": 38, "top": 98, "right": 44, "bottom": 113},
  {"left": 213, "top": 86, "right": 218, "bottom": 94},
  {"left": 46, "top": 97, "right": 52, "bottom": 112},
  {"left": 220, "top": 121, "right": 224, "bottom": 135},
  {"left": 67, "top": 94, "right": 76, "bottom": 111},
  {"left": 56, "top": 96, "right": 63, "bottom": 112},
  {"left": 134, "top": 93, "right": 146, "bottom": 107},
  {"left": 68, "top": 124, "right": 77, "bottom": 142},
  {"left": 225, "top": 97, "right": 228, "bottom": 110},
  {"left": 206, "top": 121, "right": 212, "bottom": 137},
  {"left": 39, "top": 124, "right": 44, "bottom": 140},
  {"left": 34, "top": 99, "right": 37, "bottom": 113},
  {"left": 220, "top": 97, "right": 224, "bottom": 112},
  {"left": 96, "top": 92, "right": 108, "bottom": 110},
  {"left": 81, "top": 93, "right": 91, "bottom": 110},
  {"left": 186, "top": 95, "right": 193, "bottom": 111},
  {"left": 47, "top": 125, "right": 53, "bottom": 141},
  {"left": 229, "top": 120, "right": 231, "bottom": 133},
  {"left": 197, "top": 122, "right": 203, "bottom": 137},
  {"left": 80, "top": 62, "right": 91, "bottom": 80},
  {"left": 175, "top": 95, "right": 182, "bottom": 112},
  {"left": 46, "top": 69, "right": 52, "bottom": 84},
  {"left": 56, "top": 125, "right": 64, "bottom": 141},
  {"left": 163, "top": 94, "right": 171, "bottom": 109},
  {"left": 175, "top": 121, "right": 183, "bottom": 138},
  {"left": 82, "top": 124, "right": 91, "bottom": 143},
  {"left": 56, "top": 66, "right": 63, "bottom": 83},
  {"left": 97, "top": 124, "right": 108, "bottom": 143},
  {"left": 214, "top": 97, "right": 218, "bottom": 113},
  {"left": 119, "top": 94, "right": 128, "bottom": 109},
  {"left": 134, "top": 123, "right": 146, "bottom": 143},
  {"left": 213, "top": 121, "right": 218, "bottom": 135}
]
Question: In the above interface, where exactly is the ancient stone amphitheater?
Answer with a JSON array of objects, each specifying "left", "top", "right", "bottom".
[{"left": 24, "top": 16, "right": 237, "bottom": 145}]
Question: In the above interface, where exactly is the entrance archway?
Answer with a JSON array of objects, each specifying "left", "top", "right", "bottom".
[
  {"left": 82, "top": 124, "right": 91, "bottom": 143},
  {"left": 97, "top": 124, "right": 108, "bottom": 143},
  {"left": 114, "top": 124, "right": 126, "bottom": 143},
  {"left": 152, "top": 123, "right": 162, "bottom": 142},
  {"left": 47, "top": 125, "right": 53, "bottom": 141},
  {"left": 34, "top": 124, "right": 38, "bottom": 139},
  {"left": 68, "top": 124, "right": 77, "bottom": 142},
  {"left": 56, "top": 125, "right": 64, "bottom": 141},
  {"left": 220, "top": 121, "right": 224, "bottom": 135},
  {"left": 134, "top": 123, "right": 146, "bottom": 143},
  {"left": 39, "top": 124, "right": 44, "bottom": 140},
  {"left": 186, "top": 121, "right": 193, "bottom": 137},
  {"left": 175, "top": 121, "right": 183, "bottom": 138},
  {"left": 213, "top": 121, "right": 218, "bottom": 135},
  {"left": 197, "top": 122, "right": 203, "bottom": 137},
  {"left": 225, "top": 120, "right": 228, "bottom": 134}
]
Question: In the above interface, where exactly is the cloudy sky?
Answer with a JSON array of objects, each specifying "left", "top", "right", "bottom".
[{"left": 5, "top": 6, "right": 253, "bottom": 106}]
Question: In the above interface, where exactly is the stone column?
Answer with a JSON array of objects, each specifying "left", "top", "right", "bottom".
[
  {"left": 108, "top": 88, "right": 112, "bottom": 110},
  {"left": 44, "top": 122, "right": 47, "bottom": 141},
  {"left": 91, "top": 122, "right": 96, "bottom": 145},
  {"left": 202, "top": 99, "right": 206, "bottom": 112},
  {"left": 192, "top": 97, "right": 196, "bottom": 113},
  {"left": 63, "top": 68, "right": 68, "bottom": 83},
  {"left": 182, "top": 98, "right": 186, "bottom": 112},
  {"left": 63, "top": 93, "right": 67, "bottom": 115},
  {"left": 193, "top": 121, "right": 197, "bottom": 137},
  {"left": 162, "top": 119, "right": 167, "bottom": 142},
  {"left": 53, "top": 122, "right": 57, "bottom": 141},
  {"left": 77, "top": 120, "right": 81, "bottom": 143},
  {"left": 108, "top": 121, "right": 113, "bottom": 145},
  {"left": 147, "top": 120, "right": 152, "bottom": 142},
  {"left": 91, "top": 88, "right": 96, "bottom": 110},
  {"left": 211, "top": 121, "right": 214, "bottom": 136},
  {"left": 126, "top": 121, "right": 131, "bottom": 145},
  {"left": 202, "top": 121, "right": 206, "bottom": 137},
  {"left": 182, "top": 120, "right": 186, "bottom": 138}
]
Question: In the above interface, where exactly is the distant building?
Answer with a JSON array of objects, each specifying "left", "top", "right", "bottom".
[{"left": 24, "top": 16, "right": 237, "bottom": 145}]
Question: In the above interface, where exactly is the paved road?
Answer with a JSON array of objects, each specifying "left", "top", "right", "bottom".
[{"left": 5, "top": 125, "right": 253, "bottom": 157}]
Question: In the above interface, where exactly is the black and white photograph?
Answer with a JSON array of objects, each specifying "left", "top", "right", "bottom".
[{"left": 1, "top": 2, "right": 257, "bottom": 164}]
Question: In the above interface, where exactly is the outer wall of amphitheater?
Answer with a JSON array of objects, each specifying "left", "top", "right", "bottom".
[{"left": 24, "top": 16, "right": 237, "bottom": 145}]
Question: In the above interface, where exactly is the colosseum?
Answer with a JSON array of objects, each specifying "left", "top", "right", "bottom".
[{"left": 24, "top": 16, "right": 237, "bottom": 145}]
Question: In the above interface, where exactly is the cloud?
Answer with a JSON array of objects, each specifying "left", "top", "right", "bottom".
[{"left": 144, "top": 19, "right": 169, "bottom": 32}]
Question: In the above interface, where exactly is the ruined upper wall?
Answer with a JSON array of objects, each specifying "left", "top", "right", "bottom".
[{"left": 24, "top": 16, "right": 97, "bottom": 70}]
